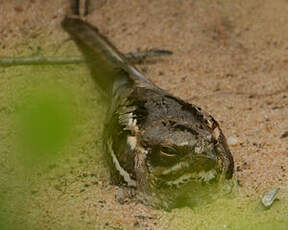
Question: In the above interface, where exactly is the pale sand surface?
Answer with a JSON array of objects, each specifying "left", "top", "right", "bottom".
[{"left": 0, "top": 0, "right": 288, "bottom": 229}]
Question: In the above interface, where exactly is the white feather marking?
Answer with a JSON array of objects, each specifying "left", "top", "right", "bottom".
[
  {"left": 127, "top": 135, "right": 137, "bottom": 151},
  {"left": 213, "top": 127, "right": 221, "bottom": 140},
  {"left": 195, "top": 146, "right": 202, "bottom": 154},
  {"left": 206, "top": 118, "right": 214, "bottom": 129},
  {"left": 127, "top": 113, "right": 134, "bottom": 127},
  {"left": 108, "top": 140, "right": 136, "bottom": 187},
  {"left": 180, "top": 141, "right": 188, "bottom": 146},
  {"left": 166, "top": 174, "right": 193, "bottom": 186},
  {"left": 166, "top": 169, "right": 216, "bottom": 186},
  {"left": 199, "top": 169, "right": 216, "bottom": 182},
  {"left": 162, "top": 161, "right": 189, "bottom": 175},
  {"left": 126, "top": 112, "right": 139, "bottom": 132}
]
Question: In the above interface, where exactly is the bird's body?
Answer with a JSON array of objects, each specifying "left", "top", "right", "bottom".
[{"left": 62, "top": 16, "right": 234, "bottom": 209}]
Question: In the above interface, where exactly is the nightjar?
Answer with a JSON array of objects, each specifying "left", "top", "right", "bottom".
[{"left": 62, "top": 16, "right": 234, "bottom": 209}]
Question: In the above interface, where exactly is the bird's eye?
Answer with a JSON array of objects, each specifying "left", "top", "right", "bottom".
[
  {"left": 159, "top": 146, "right": 178, "bottom": 157},
  {"left": 148, "top": 145, "right": 179, "bottom": 167}
]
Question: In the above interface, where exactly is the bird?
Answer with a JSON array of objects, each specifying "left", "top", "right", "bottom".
[{"left": 61, "top": 5, "right": 234, "bottom": 210}]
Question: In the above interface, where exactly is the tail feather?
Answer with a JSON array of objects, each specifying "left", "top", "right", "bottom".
[{"left": 62, "top": 17, "right": 154, "bottom": 95}]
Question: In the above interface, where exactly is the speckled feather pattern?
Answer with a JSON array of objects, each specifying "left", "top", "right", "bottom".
[{"left": 62, "top": 16, "right": 234, "bottom": 209}]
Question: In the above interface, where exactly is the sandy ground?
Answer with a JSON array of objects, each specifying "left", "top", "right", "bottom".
[{"left": 1, "top": 0, "right": 288, "bottom": 229}]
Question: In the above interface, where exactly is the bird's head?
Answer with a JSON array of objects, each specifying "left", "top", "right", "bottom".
[{"left": 133, "top": 115, "right": 234, "bottom": 209}]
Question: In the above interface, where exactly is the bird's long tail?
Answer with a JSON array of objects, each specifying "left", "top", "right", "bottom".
[{"left": 62, "top": 13, "right": 154, "bottom": 96}]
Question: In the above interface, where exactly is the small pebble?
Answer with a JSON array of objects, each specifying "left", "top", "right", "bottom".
[
  {"left": 227, "top": 136, "right": 239, "bottom": 146},
  {"left": 261, "top": 188, "right": 280, "bottom": 208}
]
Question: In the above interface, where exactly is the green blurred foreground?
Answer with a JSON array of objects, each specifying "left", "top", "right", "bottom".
[
  {"left": 0, "top": 64, "right": 107, "bottom": 229},
  {"left": 0, "top": 64, "right": 287, "bottom": 229},
  {"left": 17, "top": 87, "right": 74, "bottom": 165}
]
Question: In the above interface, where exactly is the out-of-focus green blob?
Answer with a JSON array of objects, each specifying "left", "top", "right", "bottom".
[
  {"left": 17, "top": 86, "right": 75, "bottom": 166},
  {"left": 0, "top": 197, "right": 8, "bottom": 230},
  {"left": 0, "top": 211, "right": 4, "bottom": 230}
]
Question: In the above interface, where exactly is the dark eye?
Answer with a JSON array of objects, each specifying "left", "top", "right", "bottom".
[
  {"left": 159, "top": 146, "right": 178, "bottom": 157},
  {"left": 148, "top": 145, "right": 179, "bottom": 167}
]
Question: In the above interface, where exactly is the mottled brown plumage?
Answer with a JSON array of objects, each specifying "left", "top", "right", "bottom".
[{"left": 62, "top": 15, "right": 234, "bottom": 209}]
